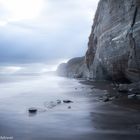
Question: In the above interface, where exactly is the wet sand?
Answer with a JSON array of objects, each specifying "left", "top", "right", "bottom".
[{"left": 0, "top": 75, "right": 140, "bottom": 140}]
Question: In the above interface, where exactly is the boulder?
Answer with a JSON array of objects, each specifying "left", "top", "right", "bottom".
[
  {"left": 28, "top": 108, "right": 37, "bottom": 113},
  {"left": 128, "top": 94, "right": 137, "bottom": 99},
  {"left": 118, "top": 82, "right": 140, "bottom": 94},
  {"left": 118, "top": 84, "right": 129, "bottom": 93},
  {"left": 63, "top": 100, "right": 73, "bottom": 103}
]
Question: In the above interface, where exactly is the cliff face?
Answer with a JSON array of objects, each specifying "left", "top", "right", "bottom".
[
  {"left": 57, "top": 57, "right": 88, "bottom": 78},
  {"left": 57, "top": 0, "right": 140, "bottom": 82},
  {"left": 86, "top": 0, "right": 140, "bottom": 82}
]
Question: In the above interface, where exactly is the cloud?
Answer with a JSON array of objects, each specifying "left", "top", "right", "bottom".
[
  {"left": 0, "top": 0, "right": 44, "bottom": 23},
  {"left": 0, "top": 0, "right": 99, "bottom": 65}
]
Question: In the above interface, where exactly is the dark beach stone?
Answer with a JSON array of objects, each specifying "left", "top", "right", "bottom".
[
  {"left": 68, "top": 106, "right": 71, "bottom": 109},
  {"left": 136, "top": 124, "right": 140, "bottom": 131},
  {"left": 109, "top": 96, "right": 116, "bottom": 101},
  {"left": 28, "top": 108, "right": 37, "bottom": 113},
  {"left": 136, "top": 95, "right": 140, "bottom": 100},
  {"left": 44, "top": 100, "right": 62, "bottom": 109},
  {"left": 63, "top": 100, "right": 73, "bottom": 103},
  {"left": 103, "top": 98, "right": 110, "bottom": 102},
  {"left": 128, "top": 94, "right": 137, "bottom": 99},
  {"left": 48, "top": 101, "right": 57, "bottom": 108},
  {"left": 118, "top": 84, "right": 129, "bottom": 93},
  {"left": 127, "top": 94, "right": 140, "bottom": 100},
  {"left": 118, "top": 82, "right": 140, "bottom": 94},
  {"left": 56, "top": 100, "right": 61, "bottom": 104},
  {"left": 115, "top": 95, "right": 119, "bottom": 99}
]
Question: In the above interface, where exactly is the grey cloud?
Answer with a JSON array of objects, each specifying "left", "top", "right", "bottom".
[{"left": 0, "top": 0, "right": 99, "bottom": 64}]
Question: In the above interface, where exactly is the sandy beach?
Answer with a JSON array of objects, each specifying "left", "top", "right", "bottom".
[{"left": 0, "top": 74, "right": 140, "bottom": 140}]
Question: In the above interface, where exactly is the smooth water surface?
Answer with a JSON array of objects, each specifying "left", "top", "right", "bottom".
[{"left": 0, "top": 74, "right": 140, "bottom": 140}]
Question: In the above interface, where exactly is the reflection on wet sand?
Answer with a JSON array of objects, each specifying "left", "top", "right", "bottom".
[{"left": 0, "top": 75, "right": 140, "bottom": 140}]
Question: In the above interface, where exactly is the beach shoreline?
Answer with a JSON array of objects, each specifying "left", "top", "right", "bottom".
[{"left": 0, "top": 75, "right": 140, "bottom": 140}]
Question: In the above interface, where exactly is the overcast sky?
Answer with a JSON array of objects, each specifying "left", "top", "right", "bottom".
[{"left": 0, "top": 0, "right": 99, "bottom": 73}]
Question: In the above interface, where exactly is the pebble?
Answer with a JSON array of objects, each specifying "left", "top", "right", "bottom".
[
  {"left": 68, "top": 106, "right": 71, "bottom": 109},
  {"left": 28, "top": 108, "right": 37, "bottom": 113},
  {"left": 104, "top": 98, "right": 110, "bottom": 102},
  {"left": 128, "top": 94, "right": 136, "bottom": 99},
  {"left": 63, "top": 100, "right": 73, "bottom": 103},
  {"left": 56, "top": 100, "right": 61, "bottom": 104}
]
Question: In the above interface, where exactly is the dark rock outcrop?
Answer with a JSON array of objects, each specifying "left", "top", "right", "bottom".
[
  {"left": 86, "top": 0, "right": 140, "bottom": 82},
  {"left": 118, "top": 82, "right": 140, "bottom": 94}
]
